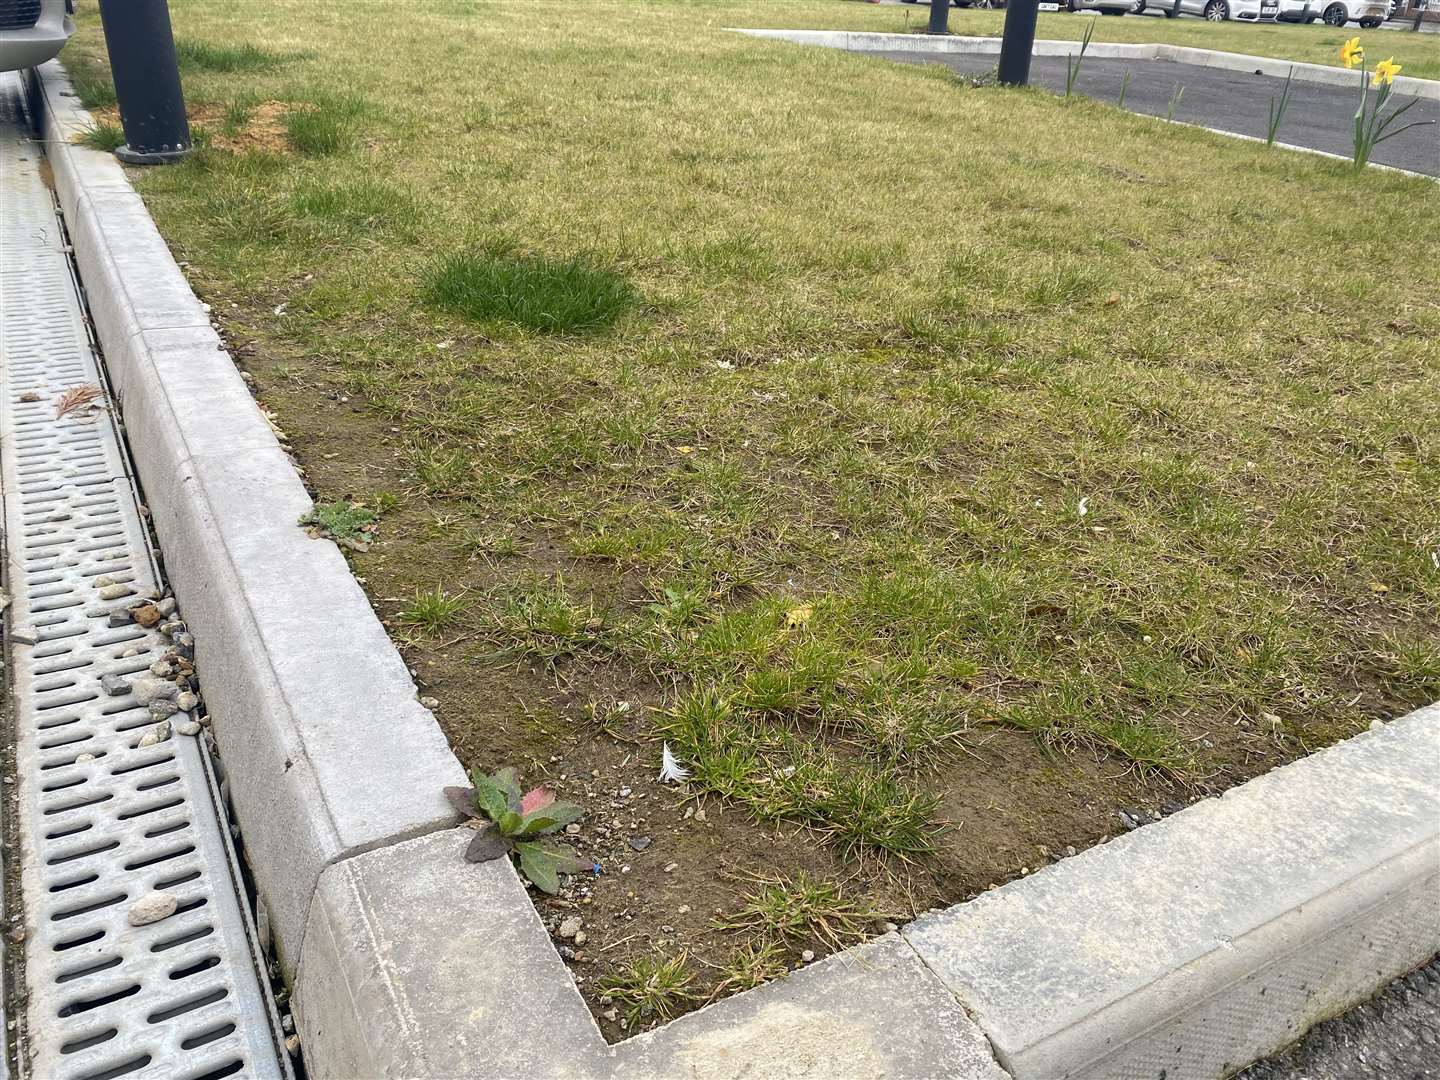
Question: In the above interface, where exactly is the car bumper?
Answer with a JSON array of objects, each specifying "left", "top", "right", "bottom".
[{"left": 0, "top": 1, "right": 73, "bottom": 74}]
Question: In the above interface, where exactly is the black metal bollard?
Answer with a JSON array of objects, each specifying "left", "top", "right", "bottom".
[
  {"left": 96, "top": 0, "right": 191, "bottom": 164},
  {"left": 927, "top": 0, "right": 950, "bottom": 35},
  {"left": 998, "top": 0, "right": 1041, "bottom": 85}
]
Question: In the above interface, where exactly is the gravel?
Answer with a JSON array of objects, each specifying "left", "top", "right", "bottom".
[{"left": 1240, "top": 958, "right": 1440, "bottom": 1079}]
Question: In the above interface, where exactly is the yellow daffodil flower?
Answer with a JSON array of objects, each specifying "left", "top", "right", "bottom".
[
  {"left": 1340, "top": 37, "right": 1364, "bottom": 69},
  {"left": 1372, "top": 58, "right": 1401, "bottom": 86}
]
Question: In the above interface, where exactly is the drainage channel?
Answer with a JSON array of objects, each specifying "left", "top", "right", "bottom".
[{"left": 0, "top": 79, "right": 290, "bottom": 1080}]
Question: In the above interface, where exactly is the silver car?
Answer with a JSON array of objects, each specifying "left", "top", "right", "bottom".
[
  {"left": 0, "top": 0, "right": 73, "bottom": 73},
  {"left": 1149, "top": 0, "right": 1286, "bottom": 19}
]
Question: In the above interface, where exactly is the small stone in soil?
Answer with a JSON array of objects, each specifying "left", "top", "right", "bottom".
[
  {"left": 557, "top": 916, "right": 582, "bottom": 939},
  {"left": 565, "top": 823, "right": 581, "bottom": 835},
  {"left": 801, "top": 950, "right": 815, "bottom": 962},
  {"left": 628, "top": 836, "right": 651, "bottom": 852},
  {"left": 694, "top": 809, "right": 707, "bottom": 822},
  {"left": 663, "top": 862, "right": 678, "bottom": 873},
  {"left": 573, "top": 931, "right": 587, "bottom": 946}
]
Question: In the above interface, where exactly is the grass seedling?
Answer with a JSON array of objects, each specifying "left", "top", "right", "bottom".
[
  {"left": 597, "top": 952, "right": 697, "bottom": 1025},
  {"left": 79, "top": 121, "right": 126, "bottom": 153},
  {"left": 1166, "top": 84, "right": 1185, "bottom": 122},
  {"left": 1117, "top": 70, "right": 1132, "bottom": 109},
  {"left": 443, "top": 767, "right": 588, "bottom": 893},
  {"left": 713, "top": 872, "right": 886, "bottom": 950},
  {"left": 709, "top": 939, "right": 790, "bottom": 999},
  {"left": 398, "top": 586, "right": 467, "bottom": 633},
  {"left": 1065, "top": 19, "right": 1096, "bottom": 98},
  {"left": 1266, "top": 66, "right": 1295, "bottom": 147}
]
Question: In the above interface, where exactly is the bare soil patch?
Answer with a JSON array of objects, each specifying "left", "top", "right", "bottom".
[{"left": 87, "top": 100, "right": 296, "bottom": 155}]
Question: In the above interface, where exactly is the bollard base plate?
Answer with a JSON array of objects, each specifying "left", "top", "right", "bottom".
[{"left": 114, "top": 143, "right": 191, "bottom": 165}]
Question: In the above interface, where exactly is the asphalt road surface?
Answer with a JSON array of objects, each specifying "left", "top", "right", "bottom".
[
  {"left": 876, "top": 49, "right": 1440, "bottom": 173},
  {"left": 1240, "top": 957, "right": 1440, "bottom": 1079}
]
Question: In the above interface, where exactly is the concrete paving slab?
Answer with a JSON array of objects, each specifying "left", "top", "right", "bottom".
[
  {"left": 903, "top": 705, "right": 1440, "bottom": 1079},
  {"left": 294, "top": 830, "right": 1012, "bottom": 1080},
  {"left": 293, "top": 829, "right": 601, "bottom": 1080},
  {"left": 613, "top": 935, "right": 1012, "bottom": 1080}
]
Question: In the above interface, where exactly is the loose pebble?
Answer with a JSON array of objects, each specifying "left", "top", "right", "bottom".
[
  {"left": 127, "top": 890, "right": 178, "bottom": 926},
  {"left": 130, "top": 676, "right": 178, "bottom": 706},
  {"left": 100, "top": 674, "right": 129, "bottom": 697},
  {"left": 137, "top": 721, "right": 171, "bottom": 747},
  {"left": 176, "top": 720, "right": 201, "bottom": 736},
  {"left": 801, "top": 950, "right": 815, "bottom": 962},
  {"left": 557, "top": 916, "right": 582, "bottom": 939},
  {"left": 98, "top": 583, "right": 134, "bottom": 601}
]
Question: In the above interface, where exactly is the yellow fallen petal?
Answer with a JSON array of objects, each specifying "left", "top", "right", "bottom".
[
  {"left": 785, "top": 604, "right": 814, "bottom": 629},
  {"left": 676, "top": 445, "right": 694, "bottom": 454},
  {"left": 1368, "top": 582, "right": 1390, "bottom": 593}
]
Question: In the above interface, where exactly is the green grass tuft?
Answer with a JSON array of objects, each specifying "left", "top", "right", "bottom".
[
  {"left": 424, "top": 250, "right": 638, "bottom": 333},
  {"left": 284, "top": 95, "right": 365, "bottom": 156},
  {"left": 78, "top": 122, "right": 126, "bottom": 153},
  {"left": 398, "top": 587, "right": 468, "bottom": 634},
  {"left": 175, "top": 39, "right": 294, "bottom": 73},
  {"left": 596, "top": 951, "right": 697, "bottom": 1026}
]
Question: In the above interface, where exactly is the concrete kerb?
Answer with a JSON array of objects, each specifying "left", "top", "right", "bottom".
[
  {"left": 729, "top": 27, "right": 1440, "bottom": 100},
  {"left": 26, "top": 57, "right": 1440, "bottom": 1080},
  {"left": 26, "top": 62, "right": 467, "bottom": 972}
]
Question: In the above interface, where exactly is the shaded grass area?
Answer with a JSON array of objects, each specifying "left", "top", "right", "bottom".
[{"left": 62, "top": 0, "right": 1440, "bottom": 866}]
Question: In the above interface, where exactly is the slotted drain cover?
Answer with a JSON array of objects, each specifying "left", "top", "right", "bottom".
[{"left": 1, "top": 79, "right": 288, "bottom": 1079}]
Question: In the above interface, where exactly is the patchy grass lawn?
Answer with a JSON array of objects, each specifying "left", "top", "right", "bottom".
[{"left": 64, "top": 0, "right": 1438, "bottom": 1036}]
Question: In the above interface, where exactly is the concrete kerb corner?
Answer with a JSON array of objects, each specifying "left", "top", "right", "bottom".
[
  {"left": 26, "top": 55, "right": 1440, "bottom": 1080},
  {"left": 727, "top": 27, "right": 1440, "bottom": 101},
  {"left": 26, "top": 61, "right": 467, "bottom": 972}
]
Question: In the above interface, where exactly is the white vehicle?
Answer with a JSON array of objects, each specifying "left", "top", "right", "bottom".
[
  {"left": 1311, "top": 0, "right": 1389, "bottom": 24},
  {"left": 1068, "top": 0, "right": 1138, "bottom": 14},
  {"left": 0, "top": 0, "right": 72, "bottom": 73},
  {"left": 1145, "top": 0, "right": 1289, "bottom": 19}
]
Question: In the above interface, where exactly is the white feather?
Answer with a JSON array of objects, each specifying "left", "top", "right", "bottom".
[{"left": 659, "top": 742, "right": 690, "bottom": 784}]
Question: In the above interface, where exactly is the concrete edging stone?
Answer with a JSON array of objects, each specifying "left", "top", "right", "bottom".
[
  {"left": 26, "top": 61, "right": 467, "bottom": 972},
  {"left": 730, "top": 27, "right": 1440, "bottom": 100},
  {"left": 26, "top": 55, "right": 1440, "bottom": 1080}
]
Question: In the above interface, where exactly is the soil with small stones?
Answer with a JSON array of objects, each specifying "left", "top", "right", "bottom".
[{"left": 204, "top": 293, "right": 1347, "bottom": 1043}]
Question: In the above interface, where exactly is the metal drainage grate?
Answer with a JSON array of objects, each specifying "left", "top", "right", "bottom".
[{"left": 1, "top": 80, "right": 288, "bottom": 1080}]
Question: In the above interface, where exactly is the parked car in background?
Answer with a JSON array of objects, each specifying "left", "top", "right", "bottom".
[
  {"left": 0, "top": 0, "right": 72, "bottom": 73},
  {"left": 1068, "top": 0, "right": 1138, "bottom": 14},
  {"left": 1311, "top": 0, "right": 1389, "bottom": 23},
  {"left": 1144, "top": 0, "right": 1285, "bottom": 19}
]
